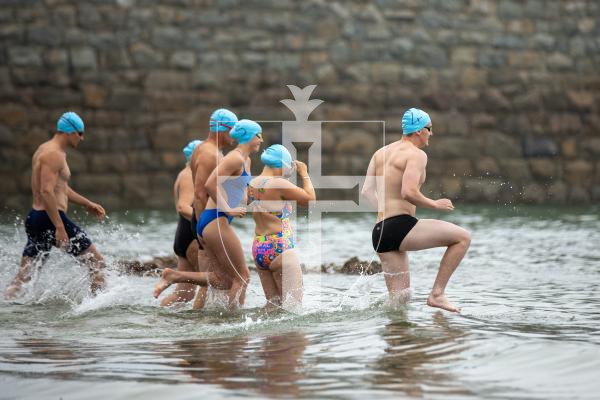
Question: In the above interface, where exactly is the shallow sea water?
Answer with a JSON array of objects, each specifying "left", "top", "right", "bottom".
[{"left": 1, "top": 205, "right": 599, "bottom": 399}]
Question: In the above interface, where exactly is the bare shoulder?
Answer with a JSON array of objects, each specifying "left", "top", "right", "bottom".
[
  {"left": 38, "top": 148, "right": 65, "bottom": 168},
  {"left": 408, "top": 147, "right": 428, "bottom": 165}
]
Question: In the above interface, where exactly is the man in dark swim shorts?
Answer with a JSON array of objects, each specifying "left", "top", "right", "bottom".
[
  {"left": 5, "top": 112, "right": 107, "bottom": 299},
  {"left": 362, "top": 108, "right": 471, "bottom": 313}
]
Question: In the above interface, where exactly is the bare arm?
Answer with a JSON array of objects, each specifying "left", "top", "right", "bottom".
[
  {"left": 175, "top": 171, "right": 194, "bottom": 220},
  {"left": 193, "top": 153, "right": 218, "bottom": 215},
  {"left": 68, "top": 186, "right": 105, "bottom": 220},
  {"left": 401, "top": 151, "right": 438, "bottom": 209},
  {"left": 361, "top": 154, "right": 378, "bottom": 210},
  {"left": 278, "top": 161, "right": 315, "bottom": 207}
]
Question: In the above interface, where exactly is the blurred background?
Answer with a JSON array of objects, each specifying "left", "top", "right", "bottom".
[{"left": 1, "top": 0, "right": 599, "bottom": 209}]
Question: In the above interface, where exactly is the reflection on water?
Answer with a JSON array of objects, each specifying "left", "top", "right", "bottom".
[{"left": 373, "top": 312, "right": 471, "bottom": 398}]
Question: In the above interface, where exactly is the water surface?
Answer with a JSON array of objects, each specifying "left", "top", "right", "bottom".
[{"left": 1, "top": 205, "right": 599, "bottom": 399}]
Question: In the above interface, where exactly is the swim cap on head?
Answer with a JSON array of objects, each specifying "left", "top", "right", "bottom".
[
  {"left": 57, "top": 111, "right": 84, "bottom": 134},
  {"left": 230, "top": 119, "right": 262, "bottom": 144},
  {"left": 401, "top": 108, "right": 431, "bottom": 135},
  {"left": 183, "top": 139, "right": 202, "bottom": 163},
  {"left": 261, "top": 144, "right": 292, "bottom": 168},
  {"left": 209, "top": 108, "right": 238, "bottom": 133}
]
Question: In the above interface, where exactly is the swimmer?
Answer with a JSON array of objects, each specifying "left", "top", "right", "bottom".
[
  {"left": 4, "top": 112, "right": 106, "bottom": 299},
  {"left": 155, "top": 120, "right": 264, "bottom": 309},
  {"left": 362, "top": 108, "right": 471, "bottom": 312},
  {"left": 248, "top": 145, "right": 315, "bottom": 310},
  {"left": 157, "top": 140, "right": 206, "bottom": 307}
]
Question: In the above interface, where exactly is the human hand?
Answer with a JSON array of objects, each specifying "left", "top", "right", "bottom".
[
  {"left": 55, "top": 226, "right": 69, "bottom": 250},
  {"left": 226, "top": 207, "right": 247, "bottom": 218},
  {"left": 434, "top": 198, "right": 454, "bottom": 211},
  {"left": 294, "top": 161, "right": 308, "bottom": 178},
  {"left": 86, "top": 202, "right": 106, "bottom": 220}
]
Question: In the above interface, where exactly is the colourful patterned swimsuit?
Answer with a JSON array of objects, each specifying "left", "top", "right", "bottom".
[{"left": 249, "top": 179, "right": 295, "bottom": 270}]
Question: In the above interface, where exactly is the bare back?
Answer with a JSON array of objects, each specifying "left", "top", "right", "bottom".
[
  {"left": 191, "top": 140, "right": 222, "bottom": 218},
  {"left": 31, "top": 141, "right": 70, "bottom": 212},
  {"left": 373, "top": 141, "right": 427, "bottom": 222}
]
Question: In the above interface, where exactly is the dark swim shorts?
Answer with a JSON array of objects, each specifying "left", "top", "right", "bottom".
[
  {"left": 22, "top": 209, "right": 93, "bottom": 258},
  {"left": 173, "top": 214, "right": 195, "bottom": 257},
  {"left": 372, "top": 214, "right": 418, "bottom": 253}
]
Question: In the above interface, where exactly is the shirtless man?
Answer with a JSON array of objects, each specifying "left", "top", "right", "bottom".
[
  {"left": 4, "top": 112, "right": 106, "bottom": 299},
  {"left": 158, "top": 140, "right": 204, "bottom": 307},
  {"left": 362, "top": 108, "right": 471, "bottom": 312},
  {"left": 154, "top": 108, "right": 238, "bottom": 307}
]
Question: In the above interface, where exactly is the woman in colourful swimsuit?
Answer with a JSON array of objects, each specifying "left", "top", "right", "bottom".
[
  {"left": 248, "top": 145, "right": 315, "bottom": 310},
  {"left": 198, "top": 119, "right": 263, "bottom": 307}
]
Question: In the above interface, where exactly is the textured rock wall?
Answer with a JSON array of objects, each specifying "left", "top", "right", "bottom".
[{"left": 1, "top": 0, "right": 599, "bottom": 209}]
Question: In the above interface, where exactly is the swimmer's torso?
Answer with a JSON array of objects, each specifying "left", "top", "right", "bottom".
[
  {"left": 248, "top": 176, "right": 292, "bottom": 236},
  {"left": 374, "top": 141, "right": 426, "bottom": 222},
  {"left": 31, "top": 142, "right": 70, "bottom": 212}
]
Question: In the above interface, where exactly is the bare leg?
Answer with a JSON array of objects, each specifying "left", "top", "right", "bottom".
[
  {"left": 400, "top": 219, "right": 471, "bottom": 312},
  {"left": 377, "top": 250, "right": 411, "bottom": 305},
  {"left": 4, "top": 256, "right": 37, "bottom": 299},
  {"left": 270, "top": 249, "right": 303, "bottom": 310},
  {"left": 78, "top": 245, "right": 106, "bottom": 295},
  {"left": 153, "top": 268, "right": 209, "bottom": 298},
  {"left": 192, "top": 244, "right": 209, "bottom": 310},
  {"left": 256, "top": 265, "right": 281, "bottom": 310},
  {"left": 159, "top": 256, "right": 198, "bottom": 307},
  {"left": 203, "top": 218, "right": 250, "bottom": 308}
]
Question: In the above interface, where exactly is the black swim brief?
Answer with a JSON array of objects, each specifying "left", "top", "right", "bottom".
[
  {"left": 173, "top": 214, "right": 195, "bottom": 257},
  {"left": 22, "top": 209, "right": 92, "bottom": 258},
  {"left": 372, "top": 214, "right": 418, "bottom": 253}
]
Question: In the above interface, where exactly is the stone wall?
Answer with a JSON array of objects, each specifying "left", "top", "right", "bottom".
[{"left": 1, "top": 0, "right": 599, "bottom": 209}]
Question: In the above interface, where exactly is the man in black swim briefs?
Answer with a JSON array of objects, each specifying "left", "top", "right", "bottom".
[
  {"left": 362, "top": 108, "right": 471, "bottom": 313},
  {"left": 4, "top": 112, "right": 107, "bottom": 299}
]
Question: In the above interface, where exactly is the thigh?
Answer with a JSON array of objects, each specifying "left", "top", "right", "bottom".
[
  {"left": 185, "top": 241, "right": 200, "bottom": 272},
  {"left": 256, "top": 267, "right": 280, "bottom": 300},
  {"left": 204, "top": 218, "right": 247, "bottom": 277},
  {"left": 400, "top": 219, "right": 468, "bottom": 252}
]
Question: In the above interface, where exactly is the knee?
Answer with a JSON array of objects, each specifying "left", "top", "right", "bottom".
[{"left": 459, "top": 229, "right": 471, "bottom": 247}]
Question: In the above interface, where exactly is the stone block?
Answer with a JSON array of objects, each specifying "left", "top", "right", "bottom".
[
  {"left": 130, "top": 42, "right": 164, "bottom": 68},
  {"left": 568, "top": 186, "right": 590, "bottom": 203},
  {"left": 547, "top": 53, "right": 573, "bottom": 70},
  {"left": 123, "top": 174, "right": 150, "bottom": 202},
  {"left": 451, "top": 47, "right": 476, "bottom": 65},
  {"left": 428, "top": 137, "right": 478, "bottom": 159},
  {"left": 586, "top": 138, "right": 600, "bottom": 157},
  {"left": 475, "top": 156, "right": 501, "bottom": 177},
  {"left": 414, "top": 45, "right": 448, "bottom": 68},
  {"left": 443, "top": 159, "right": 473, "bottom": 177},
  {"left": 460, "top": 67, "right": 487, "bottom": 88},
  {"left": 150, "top": 122, "right": 187, "bottom": 151},
  {"left": 0, "top": 173, "right": 18, "bottom": 194},
  {"left": 440, "top": 177, "right": 462, "bottom": 198},
  {"left": 462, "top": 178, "right": 502, "bottom": 202},
  {"left": 522, "top": 136, "right": 559, "bottom": 157},
  {"left": 160, "top": 152, "right": 183, "bottom": 170},
  {"left": 561, "top": 138, "right": 578, "bottom": 158},
  {"left": 471, "top": 113, "right": 496, "bottom": 129},
  {"left": 0, "top": 124, "right": 14, "bottom": 145},
  {"left": 73, "top": 173, "right": 121, "bottom": 194},
  {"left": 68, "top": 151, "right": 88, "bottom": 173},
  {"left": 0, "top": 148, "right": 29, "bottom": 171},
  {"left": 82, "top": 84, "right": 108, "bottom": 108},
  {"left": 28, "top": 25, "right": 61, "bottom": 46},
  {"left": 128, "top": 150, "right": 161, "bottom": 172},
  {"left": 170, "top": 51, "right": 196, "bottom": 69},
  {"left": 70, "top": 47, "right": 97, "bottom": 70},
  {"left": 564, "top": 160, "right": 593, "bottom": 186},
  {"left": 152, "top": 26, "right": 185, "bottom": 49},
  {"left": 529, "top": 158, "right": 558, "bottom": 181},
  {"left": 44, "top": 49, "right": 68, "bottom": 67},
  {"left": 145, "top": 70, "right": 190, "bottom": 91},
  {"left": 9, "top": 47, "right": 42, "bottom": 67},
  {"left": 89, "top": 154, "right": 129, "bottom": 173},
  {"left": 547, "top": 181, "right": 567, "bottom": 204},
  {"left": 499, "top": 158, "right": 531, "bottom": 182},
  {"left": 334, "top": 130, "right": 377, "bottom": 155},
  {"left": 105, "top": 88, "right": 142, "bottom": 110},
  {"left": 522, "top": 183, "right": 546, "bottom": 204},
  {"left": 480, "top": 131, "right": 522, "bottom": 157},
  {"left": 565, "top": 90, "right": 595, "bottom": 111}
]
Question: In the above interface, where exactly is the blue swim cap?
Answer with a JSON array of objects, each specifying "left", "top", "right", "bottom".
[
  {"left": 57, "top": 111, "right": 84, "bottom": 134},
  {"left": 209, "top": 108, "right": 238, "bottom": 133},
  {"left": 183, "top": 139, "right": 202, "bottom": 163},
  {"left": 230, "top": 119, "right": 262, "bottom": 144},
  {"left": 402, "top": 108, "right": 431, "bottom": 135},
  {"left": 261, "top": 144, "right": 292, "bottom": 168}
]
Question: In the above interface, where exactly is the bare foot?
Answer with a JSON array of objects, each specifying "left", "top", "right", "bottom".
[
  {"left": 427, "top": 293, "right": 461, "bottom": 313},
  {"left": 153, "top": 268, "right": 176, "bottom": 298},
  {"left": 4, "top": 284, "right": 21, "bottom": 300}
]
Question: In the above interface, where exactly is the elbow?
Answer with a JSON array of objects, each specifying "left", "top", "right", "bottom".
[
  {"left": 401, "top": 189, "right": 415, "bottom": 202},
  {"left": 175, "top": 203, "right": 186, "bottom": 215}
]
